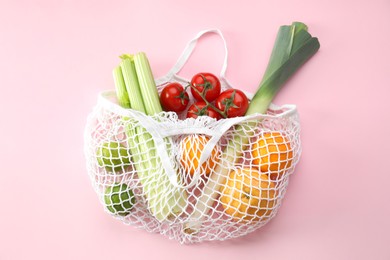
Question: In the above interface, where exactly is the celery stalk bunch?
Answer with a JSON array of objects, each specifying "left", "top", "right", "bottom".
[{"left": 113, "top": 53, "right": 187, "bottom": 221}]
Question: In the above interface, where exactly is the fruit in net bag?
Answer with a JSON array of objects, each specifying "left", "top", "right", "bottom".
[
  {"left": 219, "top": 168, "right": 277, "bottom": 222},
  {"left": 251, "top": 132, "right": 293, "bottom": 180},
  {"left": 96, "top": 141, "right": 131, "bottom": 173},
  {"left": 179, "top": 135, "right": 220, "bottom": 177},
  {"left": 104, "top": 183, "right": 135, "bottom": 216}
]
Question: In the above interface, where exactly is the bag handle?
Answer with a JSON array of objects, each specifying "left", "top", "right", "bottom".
[{"left": 165, "top": 28, "right": 229, "bottom": 82}]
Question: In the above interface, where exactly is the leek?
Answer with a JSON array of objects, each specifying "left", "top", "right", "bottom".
[
  {"left": 113, "top": 53, "right": 187, "bottom": 221},
  {"left": 184, "top": 22, "right": 320, "bottom": 234}
]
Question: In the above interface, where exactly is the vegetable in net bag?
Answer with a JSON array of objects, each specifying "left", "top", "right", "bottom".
[{"left": 84, "top": 24, "right": 319, "bottom": 243}]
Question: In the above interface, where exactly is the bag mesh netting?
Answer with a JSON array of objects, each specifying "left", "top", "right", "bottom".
[
  {"left": 84, "top": 90, "right": 301, "bottom": 244},
  {"left": 84, "top": 29, "right": 301, "bottom": 243}
]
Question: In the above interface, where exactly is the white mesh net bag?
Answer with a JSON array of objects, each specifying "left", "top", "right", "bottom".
[{"left": 84, "top": 29, "right": 301, "bottom": 244}]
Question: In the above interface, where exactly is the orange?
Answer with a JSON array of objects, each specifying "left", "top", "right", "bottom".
[
  {"left": 179, "top": 135, "right": 220, "bottom": 176},
  {"left": 251, "top": 131, "right": 293, "bottom": 180},
  {"left": 219, "top": 168, "right": 277, "bottom": 222}
]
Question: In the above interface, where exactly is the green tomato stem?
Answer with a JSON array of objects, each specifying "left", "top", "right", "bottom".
[{"left": 190, "top": 85, "right": 227, "bottom": 118}]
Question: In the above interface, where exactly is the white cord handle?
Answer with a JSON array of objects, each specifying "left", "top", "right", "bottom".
[{"left": 165, "top": 28, "right": 229, "bottom": 81}]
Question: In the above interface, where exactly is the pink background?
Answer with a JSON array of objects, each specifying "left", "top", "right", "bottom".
[{"left": 1, "top": 0, "right": 390, "bottom": 259}]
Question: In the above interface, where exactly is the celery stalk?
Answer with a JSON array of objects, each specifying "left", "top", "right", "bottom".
[
  {"left": 120, "top": 57, "right": 146, "bottom": 113},
  {"left": 113, "top": 67, "right": 131, "bottom": 108},
  {"left": 184, "top": 22, "right": 320, "bottom": 234},
  {"left": 116, "top": 54, "right": 187, "bottom": 221},
  {"left": 133, "top": 52, "right": 163, "bottom": 115},
  {"left": 132, "top": 53, "right": 187, "bottom": 219},
  {"left": 112, "top": 66, "right": 144, "bottom": 176}
]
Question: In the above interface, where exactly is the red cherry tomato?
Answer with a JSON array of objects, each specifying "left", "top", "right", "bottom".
[
  {"left": 186, "top": 101, "right": 221, "bottom": 120},
  {"left": 215, "top": 89, "right": 249, "bottom": 118},
  {"left": 160, "top": 83, "right": 189, "bottom": 113},
  {"left": 190, "top": 72, "right": 221, "bottom": 102}
]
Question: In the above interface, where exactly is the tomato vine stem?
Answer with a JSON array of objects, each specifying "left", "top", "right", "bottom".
[{"left": 189, "top": 84, "right": 227, "bottom": 118}]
